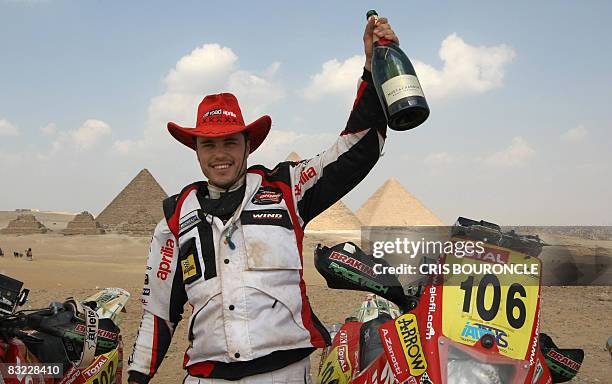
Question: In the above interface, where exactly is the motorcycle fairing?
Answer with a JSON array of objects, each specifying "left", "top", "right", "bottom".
[
  {"left": 319, "top": 321, "right": 361, "bottom": 384},
  {"left": 438, "top": 336, "right": 530, "bottom": 383}
]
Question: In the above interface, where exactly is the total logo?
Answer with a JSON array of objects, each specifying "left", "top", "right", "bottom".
[
  {"left": 157, "top": 239, "right": 175, "bottom": 280},
  {"left": 465, "top": 246, "right": 510, "bottom": 264}
]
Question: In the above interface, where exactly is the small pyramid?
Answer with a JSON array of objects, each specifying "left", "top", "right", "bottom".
[
  {"left": 285, "top": 152, "right": 302, "bottom": 162},
  {"left": 0, "top": 214, "right": 48, "bottom": 234},
  {"left": 357, "top": 178, "right": 444, "bottom": 226},
  {"left": 306, "top": 200, "right": 362, "bottom": 231},
  {"left": 63, "top": 211, "right": 105, "bottom": 235},
  {"left": 96, "top": 169, "right": 167, "bottom": 230}
]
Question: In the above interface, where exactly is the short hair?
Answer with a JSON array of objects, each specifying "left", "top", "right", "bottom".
[{"left": 193, "top": 132, "right": 249, "bottom": 146}]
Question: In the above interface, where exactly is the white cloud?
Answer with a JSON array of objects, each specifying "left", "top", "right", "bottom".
[
  {"left": 164, "top": 44, "right": 238, "bottom": 93},
  {"left": 561, "top": 125, "right": 587, "bottom": 143},
  {"left": 424, "top": 152, "right": 453, "bottom": 167},
  {"left": 40, "top": 122, "right": 57, "bottom": 137},
  {"left": 302, "top": 55, "right": 364, "bottom": 101},
  {"left": 302, "top": 34, "right": 515, "bottom": 104},
  {"left": 70, "top": 119, "right": 112, "bottom": 150},
  {"left": 117, "top": 44, "right": 285, "bottom": 155},
  {"left": 484, "top": 136, "right": 535, "bottom": 168},
  {"left": 227, "top": 65, "right": 285, "bottom": 117},
  {"left": 0, "top": 119, "right": 19, "bottom": 136},
  {"left": 415, "top": 34, "right": 515, "bottom": 100}
]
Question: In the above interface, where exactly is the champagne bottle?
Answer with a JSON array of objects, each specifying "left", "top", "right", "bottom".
[{"left": 367, "top": 10, "right": 429, "bottom": 131}]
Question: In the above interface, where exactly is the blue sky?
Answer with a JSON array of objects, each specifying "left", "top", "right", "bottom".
[{"left": 1, "top": 1, "right": 610, "bottom": 225}]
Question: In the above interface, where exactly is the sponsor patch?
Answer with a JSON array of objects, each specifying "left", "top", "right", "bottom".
[
  {"left": 181, "top": 254, "right": 198, "bottom": 282},
  {"left": 142, "top": 288, "right": 150, "bottom": 296},
  {"left": 202, "top": 108, "right": 239, "bottom": 123},
  {"left": 380, "top": 324, "right": 412, "bottom": 382},
  {"left": 532, "top": 361, "right": 543, "bottom": 383},
  {"left": 546, "top": 349, "right": 581, "bottom": 371},
  {"left": 74, "top": 324, "right": 119, "bottom": 341},
  {"left": 157, "top": 239, "right": 175, "bottom": 280},
  {"left": 329, "top": 251, "right": 376, "bottom": 277},
  {"left": 464, "top": 245, "right": 510, "bottom": 264},
  {"left": 251, "top": 187, "right": 283, "bottom": 205},
  {"left": 461, "top": 321, "right": 509, "bottom": 348},
  {"left": 395, "top": 314, "right": 428, "bottom": 376},
  {"left": 420, "top": 372, "right": 433, "bottom": 384},
  {"left": 179, "top": 238, "right": 203, "bottom": 284},
  {"left": 179, "top": 210, "right": 202, "bottom": 235},
  {"left": 82, "top": 355, "right": 108, "bottom": 379},
  {"left": 337, "top": 330, "right": 350, "bottom": 373},
  {"left": 144, "top": 274, "right": 149, "bottom": 285},
  {"left": 57, "top": 365, "right": 81, "bottom": 384},
  {"left": 241, "top": 209, "right": 293, "bottom": 229}
]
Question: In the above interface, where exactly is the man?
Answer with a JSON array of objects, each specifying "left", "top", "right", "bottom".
[{"left": 128, "top": 16, "right": 398, "bottom": 383}]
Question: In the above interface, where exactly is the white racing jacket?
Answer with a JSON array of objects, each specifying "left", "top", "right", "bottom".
[{"left": 128, "top": 69, "right": 387, "bottom": 383}]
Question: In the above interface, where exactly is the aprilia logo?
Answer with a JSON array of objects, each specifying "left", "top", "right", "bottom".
[
  {"left": 294, "top": 167, "right": 317, "bottom": 196},
  {"left": 157, "top": 239, "right": 175, "bottom": 280}
]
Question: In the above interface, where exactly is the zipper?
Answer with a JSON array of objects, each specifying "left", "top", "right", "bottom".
[{"left": 188, "top": 306, "right": 206, "bottom": 341}]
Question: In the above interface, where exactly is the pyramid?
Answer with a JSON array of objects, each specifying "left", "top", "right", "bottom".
[
  {"left": 0, "top": 214, "right": 49, "bottom": 234},
  {"left": 96, "top": 169, "right": 167, "bottom": 230},
  {"left": 285, "top": 152, "right": 302, "bottom": 162},
  {"left": 117, "top": 207, "right": 159, "bottom": 236},
  {"left": 357, "top": 178, "right": 444, "bottom": 226},
  {"left": 306, "top": 200, "right": 362, "bottom": 231},
  {"left": 63, "top": 211, "right": 105, "bottom": 235}
]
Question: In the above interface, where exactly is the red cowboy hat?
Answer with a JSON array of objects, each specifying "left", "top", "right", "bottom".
[{"left": 167, "top": 93, "right": 271, "bottom": 153}]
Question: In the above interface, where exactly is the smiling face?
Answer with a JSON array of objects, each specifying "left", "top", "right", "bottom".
[{"left": 195, "top": 133, "right": 249, "bottom": 188}]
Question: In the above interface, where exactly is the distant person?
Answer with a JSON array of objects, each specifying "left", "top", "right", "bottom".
[{"left": 26, "top": 248, "right": 32, "bottom": 261}]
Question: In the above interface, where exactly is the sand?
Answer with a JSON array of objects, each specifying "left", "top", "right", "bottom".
[{"left": 0, "top": 233, "right": 609, "bottom": 383}]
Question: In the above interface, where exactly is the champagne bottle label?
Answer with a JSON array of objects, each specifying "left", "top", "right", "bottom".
[{"left": 381, "top": 74, "right": 424, "bottom": 105}]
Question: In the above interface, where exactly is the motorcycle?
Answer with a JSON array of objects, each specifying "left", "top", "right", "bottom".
[
  {"left": 0, "top": 274, "right": 129, "bottom": 384},
  {"left": 315, "top": 217, "right": 584, "bottom": 384}
]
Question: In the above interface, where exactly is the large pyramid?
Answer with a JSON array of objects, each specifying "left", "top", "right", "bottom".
[
  {"left": 357, "top": 178, "right": 444, "bottom": 226},
  {"left": 96, "top": 169, "right": 167, "bottom": 231},
  {"left": 306, "top": 200, "right": 362, "bottom": 231}
]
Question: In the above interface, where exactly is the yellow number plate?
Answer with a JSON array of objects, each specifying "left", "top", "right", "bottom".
[
  {"left": 442, "top": 242, "right": 541, "bottom": 360},
  {"left": 83, "top": 347, "right": 119, "bottom": 383}
]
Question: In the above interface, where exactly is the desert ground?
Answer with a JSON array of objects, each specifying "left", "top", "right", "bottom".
[{"left": 0, "top": 232, "right": 609, "bottom": 383}]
